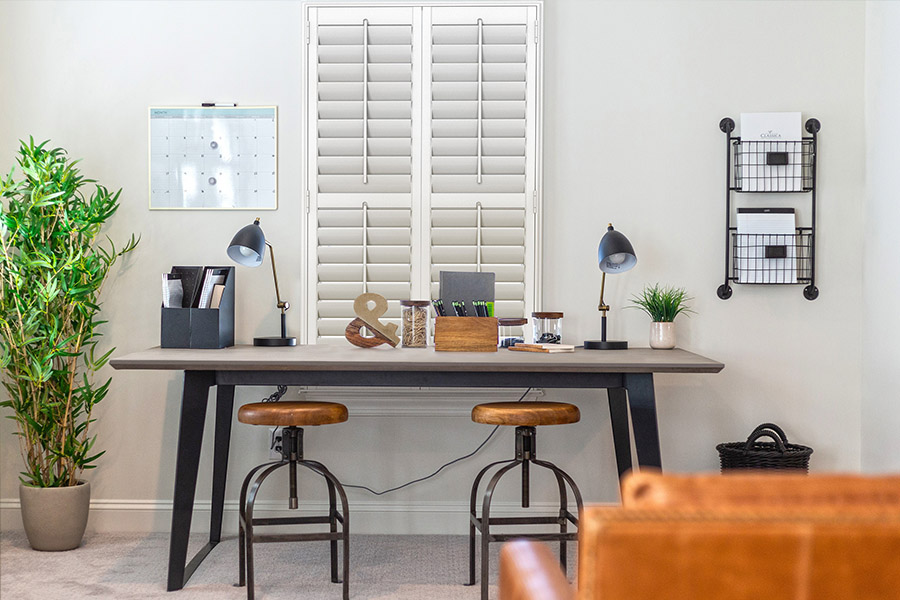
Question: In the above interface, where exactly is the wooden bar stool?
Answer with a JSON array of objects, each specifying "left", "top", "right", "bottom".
[
  {"left": 467, "top": 401, "right": 583, "bottom": 600},
  {"left": 237, "top": 401, "right": 350, "bottom": 600}
]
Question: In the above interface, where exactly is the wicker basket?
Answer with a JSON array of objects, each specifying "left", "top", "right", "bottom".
[{"left": 716, "top": 423, "right": 812, "bottom": 473}]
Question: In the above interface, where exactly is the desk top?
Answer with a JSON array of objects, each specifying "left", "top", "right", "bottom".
[{"left": 110, "top": 345, "right": 724, "bottom": 374}]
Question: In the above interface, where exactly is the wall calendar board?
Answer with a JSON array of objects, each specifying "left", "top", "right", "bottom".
[{"left": 149, "top": 106, "right": 277, "bottom": 210}]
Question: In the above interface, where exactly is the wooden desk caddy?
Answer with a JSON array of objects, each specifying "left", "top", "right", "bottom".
[{"left": 434, "top": 317, "right": 498, "bottom": 352}]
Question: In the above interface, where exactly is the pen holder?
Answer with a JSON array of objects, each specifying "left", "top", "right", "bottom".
[
  {"left": 433, "top": 317, "right": 498, "bottom": 352},
  {"left": 161, "top": 266, "right": 235, "bottom": 349}
]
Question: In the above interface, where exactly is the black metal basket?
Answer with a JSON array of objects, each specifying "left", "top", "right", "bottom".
[{"left": 716, "top": 423, "right": 812, "bottom": 473}]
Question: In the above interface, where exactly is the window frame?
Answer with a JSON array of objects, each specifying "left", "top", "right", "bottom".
[{"left": 301, "top": 0, "right": 544, "bottom": 344}]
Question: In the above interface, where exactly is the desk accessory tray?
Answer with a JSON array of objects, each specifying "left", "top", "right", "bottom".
[
  {"left": 433, "top": 317, "right": 498, "bottom": 352},
  {"left": 161, "top": 266, "right": 234, "bottom": 349}
]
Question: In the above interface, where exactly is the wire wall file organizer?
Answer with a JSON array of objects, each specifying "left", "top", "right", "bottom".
[{"left": 717, "top": 117, "right": 821, "bottom": 301}]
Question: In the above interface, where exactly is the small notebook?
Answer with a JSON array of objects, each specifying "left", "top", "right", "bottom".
[
  {"left": 209, "top": 284, "right": 225, "bottom": 310},
  {"left": 736, "top": 208, "right": 797, "bottom": 284},
  {"left": 739, "top": 112, "right": 802, "bottom": 192},
  {"left": 161, "top": 274, "right": 183, "bottom": 308},
  {"left": 438, "top": 271, "right": 495, "bottom": 318},
  {"left": 509, "top": 343, "right": 576, "bottom": 354},
  {"left": 198, "top": 268, "right": 229, "bottom": 309}
]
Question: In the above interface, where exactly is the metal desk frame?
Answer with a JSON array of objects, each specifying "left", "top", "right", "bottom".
[{"left": 111, "top": 347, "right": 723, "bottom": 590}]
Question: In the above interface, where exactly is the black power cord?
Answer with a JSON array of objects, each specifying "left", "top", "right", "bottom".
[{"left": 341, "top": 387, "right": 533, "bottom": 496}]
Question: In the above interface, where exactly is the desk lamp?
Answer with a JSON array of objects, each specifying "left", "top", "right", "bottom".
[
  {"left": 584, "top": 223, "right": 636, "bottom": 350},
  {"left": 227, "top": 217, "right": 297, "bottom": 346}
]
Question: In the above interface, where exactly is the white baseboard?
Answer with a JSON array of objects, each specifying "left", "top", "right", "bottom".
[{"left": 1, "top": 497, "right": 593, "bottom": 535}]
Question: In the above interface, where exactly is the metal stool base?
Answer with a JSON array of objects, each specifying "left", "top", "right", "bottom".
[
  {"left": 467, "top": 426, "right": 583, "bottom": 600},
  {"left": 237, "top": 427, "right": 349, "bottom": 600}
]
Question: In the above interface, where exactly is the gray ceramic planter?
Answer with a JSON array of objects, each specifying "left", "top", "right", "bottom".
[{"left": 19, "top": 480, "right": 90, "bottom": 551}]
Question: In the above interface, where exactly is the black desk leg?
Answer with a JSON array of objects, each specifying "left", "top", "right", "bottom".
[
  {"left": 209, "top": 385, "right": 235, "bottom": 544},
  {"left": 607, "top": 388, "right": 633, "bottom": 481},
  {"left": 624, "top": 373, "right": 662, "bottom": 469},
  {"left": 168, "top": 370, "right": 215, "bottom": 592}
]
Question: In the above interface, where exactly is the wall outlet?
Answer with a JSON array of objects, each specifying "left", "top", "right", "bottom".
[{"left": 269, "top": 426, "right": 284, "bottom": 460}]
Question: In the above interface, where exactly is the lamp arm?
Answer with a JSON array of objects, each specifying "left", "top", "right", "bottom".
[
  {"left": 598, "top": 271, "right": 609, "bottom": 312},
  {"left": 266, "top": 241, "right": 289, "bottom": 313},
  {"left": 598, "top": 271, "right": 609, "bottom": 343}
]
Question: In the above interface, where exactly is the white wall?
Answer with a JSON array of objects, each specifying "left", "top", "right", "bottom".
[
  {"left": 862, "top": 1, "right": 900, "bottom": 472},
  {"left": 1, "top": 0, "right": 868, "bottom": 534}
]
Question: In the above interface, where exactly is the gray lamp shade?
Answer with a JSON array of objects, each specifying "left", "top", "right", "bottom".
[
  {"left": 598, "top": 224, "right": 636, "bottom": 273},
  {"left": 227, "top": 220, "right": 266, "bottom": 267}
]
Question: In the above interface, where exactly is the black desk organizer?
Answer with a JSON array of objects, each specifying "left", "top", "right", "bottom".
[
  {"left": 161, "top": 266, "right": 235, "bottom": 348},
  {"left": 717, "top": 117, "right": 820, "bottom": 301}
]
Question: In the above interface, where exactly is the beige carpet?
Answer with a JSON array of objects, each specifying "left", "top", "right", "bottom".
[{"left": 0, "top": 532, "right": 576, "bottom": 599}]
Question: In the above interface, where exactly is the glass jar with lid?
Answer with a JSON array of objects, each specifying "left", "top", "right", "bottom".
[
  {"left": 400, "top": 300, "right": 431, "bottom": 348},
  {"left": 498, "top": 318, "right": 528, "bottom": 348},
  {"left": 532, "top": 312, "right": 563, "bottom": 344}
]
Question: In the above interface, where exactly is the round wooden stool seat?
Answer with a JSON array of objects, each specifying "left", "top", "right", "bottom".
[
  {"left": 238, "top": 401, "right": 349, "bottom": 427},
  {"left": 471, "top": 402, "right": 580, "bottom": 427}
]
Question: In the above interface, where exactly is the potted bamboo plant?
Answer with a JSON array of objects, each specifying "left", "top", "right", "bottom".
[
  {"left": 0, "top": 138, "right": 138, "bottom": 550},
  {"left": 628, "top": 284, "right": 694, "bottom": 349}
]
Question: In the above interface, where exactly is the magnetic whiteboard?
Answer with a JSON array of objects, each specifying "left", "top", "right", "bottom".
[{"left": 149, "top": 107, "right": 277, "bottom": 210}]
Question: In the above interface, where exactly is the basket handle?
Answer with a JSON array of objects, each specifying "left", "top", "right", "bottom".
[{"left": 744, "top": 423, "right": 788, "bottom": 452}]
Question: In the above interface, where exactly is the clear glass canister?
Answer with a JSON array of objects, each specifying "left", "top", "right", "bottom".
[
  {"left": 532, "top": 312, "right": 563, "bottom": 344},
  {"left": 498, "top": 318, "right": 528, "bottom": 348},
  {"left": 400, "top": 300, "right": 431, "bottom": 348}
]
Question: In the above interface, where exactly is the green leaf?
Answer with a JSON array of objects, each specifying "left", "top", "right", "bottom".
[
  {"left": 627, "top": 284, "right": 696, "bottom": 323},
  {"left": 1, "top": 137, "right": 139, "bottom": 487}
]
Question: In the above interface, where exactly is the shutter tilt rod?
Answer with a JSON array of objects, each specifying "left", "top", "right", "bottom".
[
  {"left": 476, "top": 201, "right": 483, "bottom": 272},
  {"left": 363, "top": 18, "right": 369, "bottom": 184},
  {"left": 361, "top": 201, "right": 369, "bottom": 294},
  {"left": 477, "top": 18, "right": 483, "bottom": 185}
]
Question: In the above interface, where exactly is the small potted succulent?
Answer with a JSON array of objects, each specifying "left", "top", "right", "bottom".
[
  {"left": 628, "top": 284, "right": 694, "bottom": 349},
  {"left": 1, "top": 138, "right": 138, "bottom": 550}
]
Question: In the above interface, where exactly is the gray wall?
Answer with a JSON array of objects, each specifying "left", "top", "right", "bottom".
[
  {"left": 0, "top": 0, "right": 878, "bottom": 534},
  {"left": 862, "top": 1, "right": 900, "bottom": 472}
]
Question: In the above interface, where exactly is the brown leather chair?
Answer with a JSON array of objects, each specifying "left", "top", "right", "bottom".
[{"left": 500, "top": 472, "right": 900, "bottom": 600}]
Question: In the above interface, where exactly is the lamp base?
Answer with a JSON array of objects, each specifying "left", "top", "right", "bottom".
[
  {"left": 254, "top": 336, "right": 297, "bottom": 347},
  {"left": 583, "top": 340, "right": 628, "bottom": 350}
]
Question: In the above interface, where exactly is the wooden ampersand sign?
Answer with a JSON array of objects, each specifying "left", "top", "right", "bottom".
[{"left": 344, "top": 292, "right": 400, "bottom": 348}]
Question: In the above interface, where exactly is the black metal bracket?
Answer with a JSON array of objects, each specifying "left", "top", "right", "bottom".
[{"left": 280, "top": 426, "right": 304, "bottom": 461}]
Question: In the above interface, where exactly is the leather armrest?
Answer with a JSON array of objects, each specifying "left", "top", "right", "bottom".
[
  {"left": 499, "top": 540, "right": 575, "bottom": 600},
  {"left": 622, "top": 471, "right": 900, "bottom": 510},
  {"left": 578, "top": 506, "right": 900, "bottom": 600}
]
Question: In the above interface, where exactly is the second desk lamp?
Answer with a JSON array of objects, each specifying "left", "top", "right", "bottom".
[
  {"left": 227, "top": 217, "right": 297, "bottom": 346},
  {"left": 584, "top": 223, "right": 636, "bottom": 350}
]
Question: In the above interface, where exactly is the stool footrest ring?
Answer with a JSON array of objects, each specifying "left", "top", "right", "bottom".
[{"left": 467, "top": 425, "right": 584, "bottom": 600}]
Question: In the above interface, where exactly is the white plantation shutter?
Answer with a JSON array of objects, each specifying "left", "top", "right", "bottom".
[
  {"left": 305, "top": 3, "right": 540, "bottom": 342},
  {"left": 426, "top": 6, "right": 537, "bottom": 319},
  {"left": 308, "top": 6, "right": 417, "bottom": 342}
]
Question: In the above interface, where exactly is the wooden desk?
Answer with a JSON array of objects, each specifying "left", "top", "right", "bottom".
[{"left": 111, "top": 345, "right": 723, "bottom": 591}]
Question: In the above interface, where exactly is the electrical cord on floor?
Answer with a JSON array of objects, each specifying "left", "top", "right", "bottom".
[{"left": 340, "top": 387, "right": 533, "bottom": 496}]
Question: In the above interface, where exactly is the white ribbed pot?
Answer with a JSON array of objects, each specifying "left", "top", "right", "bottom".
[
  {"left": 649, "top": 322, "right": 676, "bottom": 349},
  {"left": 19, "top": 480, "right": 90, "bottom": 551}
]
